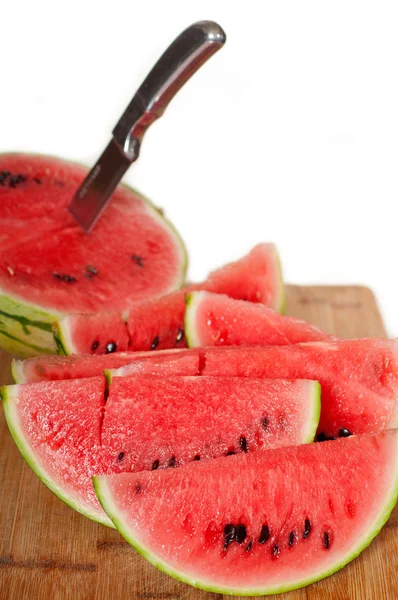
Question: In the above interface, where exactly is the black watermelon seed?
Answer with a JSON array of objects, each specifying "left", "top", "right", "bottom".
[
  {"left": 316, "top": 432, "right": 327, "bottom": 442},
  {"left": 169, "top": 456, "right": 176, "bottom": 468},
  {"left": 323, "top": 531, "right": 330, "bottom": 549},
  {"left": 193, "top": 455, "right": 201, "bottom": 461},
  {"left": 224, "top": 524, "right": 235, "bottom": 550},
  {"left": 328, "top": 436, "right": 337, "bottom": 441},
  {"left": 33, "top": 177, "right": 42, "bottom": 184},
  {"left": 1, "top": 171, "right": 10, "bottom": 178},
  {"left": 245, "top": 541, "right": 253, "bottom": 553},
  {"left": 151, "top": 336, "right": 160, "bottom": 350},
  {"left": 235, "top": 524, "right": 247, "bottom": 544},
  {"left": 10, "top": 175, "right": 20, "bottom": 186},
  {"left": 226, "top": 450, "right": 236, "bottom": 456},
  {"left": 272, "top": 544, "right": 280, "bottom": 557},
  {"left": 132, "top": 255, "right": 144, "bottom": 267},
  {"left": 262, "top": 417, "right": 269, "bottom": 430},
  {"left": 105, "top": 342, "right": 117, "bottom": 354},
  {"left": 117, "top": 452, "right": 124, "bottom": 461},
  {"left": 176, "top": 328, "right": 184, "bottom": 343},
  {"left": 53, "top": 272, "right": 76, "bottom": 283},
  {"left": 0, "top": 175, "right": 5, "bottom": 184},
  {"left": 152, "top": 460, "right": 159, "bottom": 471},
  {"left": 288, "top": 531, "right": 296, "bottom": 547},
  {"left": 239, "top": 437, "right": 248, "bottom": 453},
  {"left": 91, "top": 340, "right": 99, "bottom": 351},
  {"left": 303, "top": 518, "right": 311, "bottom": 539},
  {"left": 135, "top": 483, "right": 141, "bottom": 494},
  {"left": 259, "top": 525, "right": 270, "bottom": 544},
  {"left": 17, "top": 174, "right": 26, "bottom": 182},
  {"left": 85, "top": 265, "right": 98, "bottom": 278},
  {"left": 338, "top": 428, "right": 352, "bottom": 438}
]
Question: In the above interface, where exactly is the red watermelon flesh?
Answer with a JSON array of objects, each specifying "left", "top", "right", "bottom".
[
  {"left": 1, "top": 376, "right": 319, "bottom": 526},
  {"left": 12, "top": 348, "right": 202, "bottom": 384},
  {"left": 185, "top": 290, "right": 333, "bottom": 347},
  {"left": 1, "top": 376, "right": 109, "bottom": 525},
  {"left": 201, "top": 339, "right": 398, "bottom": 436},
  {"left": 53, "top": 313, "right": 130, "bottom": 355},
  {"left": 94, "top": 431, "right": 398, "bottom": 595},
  {"left": 0, "top": 154, "right": 186, "bottom": 312},
  {"left": 0, "top": 154, "right": 186, "bottom": 356},
  {"left": 16, "top": 338, "right": 398, "bottom": 439},
  {"left": 54, "top": 243, "right": 284, "bottom": 355}
]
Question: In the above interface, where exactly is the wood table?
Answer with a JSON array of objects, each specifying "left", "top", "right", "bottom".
[{"left": 0, "top": 285, "right": 397, "bottom": 599}]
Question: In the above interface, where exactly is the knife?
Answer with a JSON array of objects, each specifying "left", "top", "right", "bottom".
[{"left": 69, "top": 20, "right": 226, "bottom": 232}]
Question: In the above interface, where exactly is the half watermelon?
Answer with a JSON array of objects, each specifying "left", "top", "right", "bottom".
[
  {"left": 0, "top": 154, "right": 187, "bottom": 356},
  {"left": 53, "top": 244, "right": 284, "bottom": 355},
  {"left": 94, "top": 431, "right": 398, "bottom": 595},
  {"left": 1, "top": 375, "right": 320, "bottom": 525}
]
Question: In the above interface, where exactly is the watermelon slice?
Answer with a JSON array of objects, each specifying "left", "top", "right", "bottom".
[
  {"left": 12, "top": 348, "right": 202, "bottom": 384},
  {"left": 201, "top": 340, "right": 398, "bottom": 436},
  {"left": 185, "top": 290, "right": 333, "bottom": 347},
  {"left": 94, "top": 431, "right": 398, "bottom": 595},
  {"left": 53, "top": 244, "right": 284, "bottom": 355},
  {"left": 107, "top": 338, "right": 398, "bottom": 436},
  {"left": 1, "top": 376, "right": 320, "bottom": 525},
  {"left": 0, "top": 154, "right": 186, "bottom": 356}
]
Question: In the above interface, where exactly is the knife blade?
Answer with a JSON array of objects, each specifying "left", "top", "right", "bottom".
[{"left": 69, "top": 20, "right": 226, "bottom": 232}]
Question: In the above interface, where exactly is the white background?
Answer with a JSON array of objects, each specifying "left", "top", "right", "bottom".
[{"left": 1, "top": 1, "right": 397, "bottom": 335}]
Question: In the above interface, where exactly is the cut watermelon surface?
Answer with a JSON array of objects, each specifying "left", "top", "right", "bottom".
[
  {"left": 12, "top": 349, "right": 202, "bottom": 383},
  {"left": 185, "top": 291, "right": 333, "bottom": 347},
  {"left": 94, "top": 431, "right": 398, "bottom": 595},
  {"left": 201, "top": 340, "right": 398, "bottom": 436},
  {"left": 1, "top": 376, "right": 111, "bottom": 526},
  {"left": 0, "top": 154, "right": 187, "bottom": 356},
  {"left": 14, "top": 338, "right": 398, "bottom": 438},
  {"left": 1, "top": 376, "right": 319, "bottom": 525},
  {"left": 53, "top": 313, "right": 130, "bottom": 356},
  {"left": 54, "top": 244, "right": 284, "bottom": 355}
]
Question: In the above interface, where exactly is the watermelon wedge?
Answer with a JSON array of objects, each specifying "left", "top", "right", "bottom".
[
  {"left": 11, "top": 349, "right": 202, "bottom": 384},
  {"left": 53, "top": 244, "right": 284, "bottom": 355},
  {"left": 1, "top": 376, "right": 320, "bottom": 525},
  {"left": 185, "top": 290, "right": 333, "bottom": 347},
  {"left": 94, "top": 431, "right": 398, "bottom": 595},
  {"left": 201, "top": 340, "right": 398, "bottom": 436},
  {"left": 0, "top": 154, "right": 187, "bottom": 356}
]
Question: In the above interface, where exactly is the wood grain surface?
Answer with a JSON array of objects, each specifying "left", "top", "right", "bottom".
[{"left": 0, "top": 285, "right": 397, "bottom": 600}]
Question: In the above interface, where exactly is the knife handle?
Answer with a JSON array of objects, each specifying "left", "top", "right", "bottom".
[{"left": 112, "top": 21, "right": 226, "bottom": 160}]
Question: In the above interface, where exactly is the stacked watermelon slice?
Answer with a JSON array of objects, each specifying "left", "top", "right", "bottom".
[{"left": 1, "top": 154, "right": 398, "bottom": 596}]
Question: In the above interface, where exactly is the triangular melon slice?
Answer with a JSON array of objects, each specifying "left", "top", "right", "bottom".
[{"left": 94, "top": 431, "right": 398, "bottom": 595}]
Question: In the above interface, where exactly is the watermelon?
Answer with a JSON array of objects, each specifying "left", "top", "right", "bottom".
[
  {"left": 108, "top": 339, "right": 398, "bottom": 436},
  {"left": 200, "top": 340, "right": 398, "bottom": 436},
  {"left": 94, "top": 430, "right": 398, "bottom": 595},
  {"left": 15, "top": 338, "right": 398, "bottom": 438},
  {"left": 0, "top": 154, "right": 187, "bottom": 356},
  {"left": 11, "top": 348, "right": 203, "bottom": 384},
  {"left": 53, "top": 244, "right": 284, "bottom": 355},
  {"left": 185, "top": 290, "right": 333, "bottom": 347},
  {"left": 1, "top": 375, "right": 320, "bottom": 525}
]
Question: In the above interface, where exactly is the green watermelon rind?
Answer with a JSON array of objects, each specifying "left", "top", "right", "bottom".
[
  {"left": 184, "top": 291, "right": 209, "bottom": 348},
  {"left": 0, "top": 153, "right": 188, "bottom": 356},
  {"left": 303, "top": 380, "right": 321, "bottom": 443},
  {"left": 94, "top": 434, "right": 398, "bottom": 596},
  {"left": 0, "top": 383, "right": 115, "bottom": 529},
  {"left": 272, "top": 245, "right": 285, "bottom": 315}
]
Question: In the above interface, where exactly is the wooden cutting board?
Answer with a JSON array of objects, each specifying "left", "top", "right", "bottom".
[{"left": 0, "top": 285, "right": 397, "bottom": 600}]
